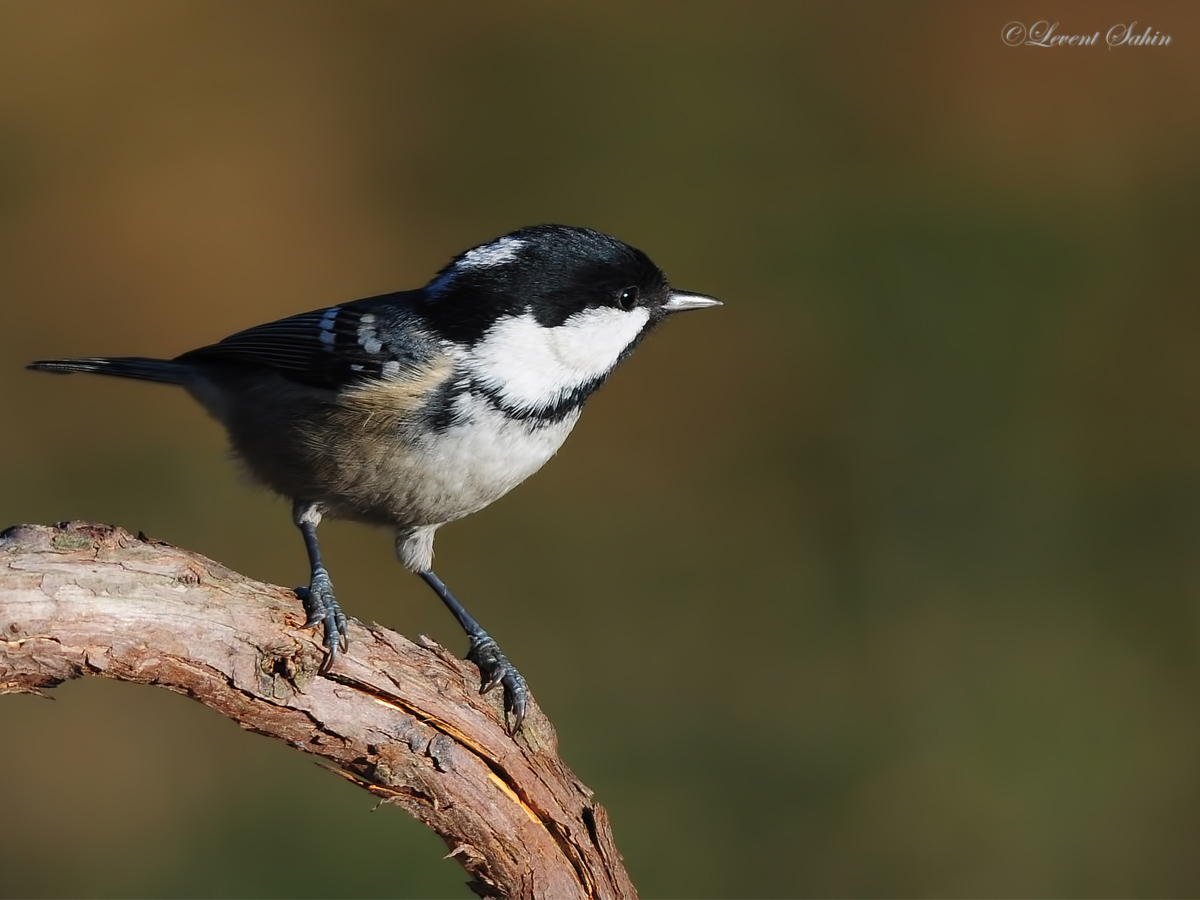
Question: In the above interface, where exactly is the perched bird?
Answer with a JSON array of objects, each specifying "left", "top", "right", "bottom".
[{"left": 29, "top": 224, "right": 721, "bottom": 731}]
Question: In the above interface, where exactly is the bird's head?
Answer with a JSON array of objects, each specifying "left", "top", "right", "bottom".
[{"left": 421, "top": 224, "right": 720, "bottom": 416}]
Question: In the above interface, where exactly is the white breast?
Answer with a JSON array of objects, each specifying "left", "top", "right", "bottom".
[
  {"left": 411, "top": 393, "right": 580, "bottom": 523},
  {"left": 388, "top": 392, "right": 580, "bottom": 572}
]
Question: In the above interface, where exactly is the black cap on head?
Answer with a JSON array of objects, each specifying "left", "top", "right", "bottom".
[{"left": 420, "top": 225, "right": 678, "bottom": 344}]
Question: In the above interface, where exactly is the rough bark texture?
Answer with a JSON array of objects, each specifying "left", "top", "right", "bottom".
[{"left": 0, "top": 521, "right": 636, "bottom": 900}]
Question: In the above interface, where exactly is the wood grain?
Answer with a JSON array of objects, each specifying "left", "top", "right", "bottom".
[{"left": 0, "top": 521, "right": 635, "bottom": 900}]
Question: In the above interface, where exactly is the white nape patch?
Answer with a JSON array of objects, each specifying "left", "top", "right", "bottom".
[
  {"left": 427, "top": 236, "right": 527, "bottom": 297},
  {"left": 458, "top": 235, "right": 526, "bottom": 270},
  {"left": 318, "top": 307, "right": 340, "bottom": 347},
  {"left": 464, "top": 306, "right": 650, "bottom": 410}
]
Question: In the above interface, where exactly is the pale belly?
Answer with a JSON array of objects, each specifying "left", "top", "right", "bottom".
[
  {"left": 203, "top": 366, "right": 582, "bottom": 533},
  {"left": 406, "top": 402, "right": 580, "bottom": 524},
  {"left": 318, "top": 398, "right": 581, "bottom": 529}
]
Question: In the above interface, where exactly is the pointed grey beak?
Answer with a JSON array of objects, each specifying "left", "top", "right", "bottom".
[{"left": 663, "top": 290, "right": 722, "bottom": 313}]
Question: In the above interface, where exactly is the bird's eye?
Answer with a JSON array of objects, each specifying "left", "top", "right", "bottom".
[{"left": 616, "top": 287, "right": 639, "bottom": 311}]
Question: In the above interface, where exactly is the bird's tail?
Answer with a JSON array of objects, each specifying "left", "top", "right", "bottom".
[{"left": 27, "top": 356, "right": 191, "bottom": 385}]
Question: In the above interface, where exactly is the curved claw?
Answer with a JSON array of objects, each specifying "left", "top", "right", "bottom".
[
  {"left": 467, "top": 634, "right": 529, "bottom": 734},
  {"left": 295, "top": 569, "right": 349, "bottom": 668}
]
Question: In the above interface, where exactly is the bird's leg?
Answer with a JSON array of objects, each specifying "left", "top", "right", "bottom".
[
  {"left": 292, "top": 500, "right": 348, "bottom": 666},
  {"left": 419, "top": 569, "right": 529, "bottom": 733}
]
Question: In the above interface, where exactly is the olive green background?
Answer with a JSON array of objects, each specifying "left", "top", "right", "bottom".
[{"left": 3, "top": 2, "right": 1200, "bottom": 897}]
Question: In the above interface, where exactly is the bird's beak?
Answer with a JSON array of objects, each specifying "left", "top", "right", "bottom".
[{"left": 663, "top": 290, "right": 722, "bottom": 313}]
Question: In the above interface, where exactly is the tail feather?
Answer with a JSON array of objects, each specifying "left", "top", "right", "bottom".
[{"left": 27, "top": 356, "right": 191, "bottom": 385}]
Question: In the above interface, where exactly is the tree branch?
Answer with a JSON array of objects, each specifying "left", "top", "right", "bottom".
[{"left": 0, "top": 521, "right": 635, "bottom": 900}]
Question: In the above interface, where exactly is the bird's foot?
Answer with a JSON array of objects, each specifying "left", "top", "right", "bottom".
[
  {"left": 466, "top": 633, "right": 529, "bottom": 734},
  {"left": 295, "top": 566, "right": 348, "bottom": 668}
]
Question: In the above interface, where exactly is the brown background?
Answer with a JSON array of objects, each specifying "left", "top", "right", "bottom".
[{"left": 3, "top": 1, "right": 1200, "bottom": 896}]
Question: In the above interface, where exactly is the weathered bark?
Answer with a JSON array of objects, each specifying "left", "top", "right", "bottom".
[{"left": 0, "top": 521, "right": 635, "bottom": 900}]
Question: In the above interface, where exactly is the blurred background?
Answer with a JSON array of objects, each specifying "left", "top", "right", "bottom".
[{"left": 3, "top": 1, "right": 1200, "bottom": 896}]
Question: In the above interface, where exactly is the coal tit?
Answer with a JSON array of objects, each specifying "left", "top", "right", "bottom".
[{"left": 29, "top": 224, "right": 721, "bottom": 732}]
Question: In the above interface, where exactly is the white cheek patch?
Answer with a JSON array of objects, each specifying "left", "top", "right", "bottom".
[
  {"left": 467, "top": 306, "right": 650, "bottom": 410},
  {"left": 428, "top": 236, "right": 527, "bottom": 297}
]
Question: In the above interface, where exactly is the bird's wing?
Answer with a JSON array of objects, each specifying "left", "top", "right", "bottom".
[{"left": 177, "top": 291, "right": 438, "bottom": 390}]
